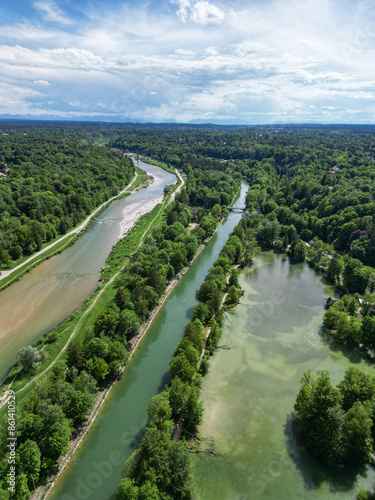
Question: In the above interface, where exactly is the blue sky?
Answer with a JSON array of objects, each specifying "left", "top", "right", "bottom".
[{"left": 0, "top": 0, "right": 374, "bottom": 123}]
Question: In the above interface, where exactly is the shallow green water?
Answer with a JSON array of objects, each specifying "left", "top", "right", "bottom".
[
  {"left": 192, "top": 252, "right": 375, "bottom": 500},
  {"left": 48, "top": 183, "right": 249, "bottom": 500},
  {"left": 0, "top": 161, "right": 174, "bottom": 381}
]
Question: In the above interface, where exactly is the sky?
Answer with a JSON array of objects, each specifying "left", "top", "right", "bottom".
[{"left": 0, "top": 0, "right": 374, "bottom": 124}]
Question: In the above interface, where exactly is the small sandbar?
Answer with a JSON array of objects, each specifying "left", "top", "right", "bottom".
[{"left": 118, "top": 170, "right": 165, "bottom": 238}]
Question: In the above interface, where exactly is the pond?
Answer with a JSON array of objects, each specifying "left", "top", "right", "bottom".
[{"left": 192, "top": 251, "right": 375, "bottom": 500}]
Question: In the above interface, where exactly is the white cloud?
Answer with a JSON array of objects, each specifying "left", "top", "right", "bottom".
[
  {"left": 34, "top": 80, "right": 52, "bottom": 86},
  {"left": 0, "top": 0, "right": 374, "bottom": 123},
  {"left": 0, "top": 83, "right": 45, "bottom": 114},
  {"left": 175, "top": 48, "right": 196, "bottom": 56},
  {"left": 33, "top": 0, "right": 72, "bottom": 25},
  {"left": 172, "top": 0, "right": 225, "bottom": 25}
]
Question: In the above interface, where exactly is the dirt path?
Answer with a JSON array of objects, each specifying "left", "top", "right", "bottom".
[
  {"left": 0, "top": 171, "right": 139, "bottom": 281},
  {"left": 39, "top": 167, "right": 185, "bottom": 499},
  {"left": 14, "top": 167, "right": 183, "bottom": 399}
]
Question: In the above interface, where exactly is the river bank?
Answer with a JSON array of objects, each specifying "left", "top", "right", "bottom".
[
  {"left": 23, "top": 167, "right": 183, "bottom": 499},
  {"left": 41, "top": 172, "right": 228, "bottom": 500},
  {"left": 0, "top": 167, "right": 140, "bottom": 283},
  {"left": 0, "top": 161, "right": 174, "bottom": 383},
  {"left": 45, "top": 181, "right": 248, "bottom": 500},
  {"left": 0, "top": 168, "right": 149, "bottom": 298}
]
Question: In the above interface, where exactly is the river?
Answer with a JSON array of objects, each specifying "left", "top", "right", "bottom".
[
  {"left": 0, "top": 160, "right": 175, "bottom": 382},
  {"left": 47, "top": 181, "right": 249, "bottom": 500},
  {"left": 191, "top": 252, "right": 375, "bottom": 500}
]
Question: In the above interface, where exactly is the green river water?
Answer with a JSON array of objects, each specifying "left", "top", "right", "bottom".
[
  {"left": 192, "top": 252, "right": 375, "bottom": 500},
  {"left": 47, "top": 183, "right": 249, "bottom": 500}
]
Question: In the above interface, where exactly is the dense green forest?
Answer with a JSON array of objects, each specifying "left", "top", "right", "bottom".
[
  {"left": 0, "top": 125, "right": 134, "bottom": 268},
  {"left": 111, "top": 125, "right": 375, "bottom": 267},
  {"left": 0, "top": 122, "right": 243, "bottom": 498},
  {"left": 109, "top": 124, "right": 375, "bottom": 495},
  {"left": 2, "top": 122, "right": 375, "bottom": 498}
]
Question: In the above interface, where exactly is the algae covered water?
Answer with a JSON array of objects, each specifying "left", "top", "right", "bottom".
[{"left": 192, "top": 252, "right": 375, "bottom": 500}]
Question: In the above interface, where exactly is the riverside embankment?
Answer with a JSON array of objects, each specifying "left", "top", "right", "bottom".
[
  {"left": 0, "top": 160, "right": 175, "bottom": 382},
  {"left": 47, "top": 181, "right": 249, "bottom": 500}
]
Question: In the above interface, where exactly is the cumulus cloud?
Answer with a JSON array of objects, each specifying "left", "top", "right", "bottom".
[
  {"left": 172, "top": 0, "right": 225, "bottom": 25},
  {"left": 33, "top": 0, "right": 72, "bottom": 25}
]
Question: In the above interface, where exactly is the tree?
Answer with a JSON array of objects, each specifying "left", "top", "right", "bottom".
[
  {"left": 169, "top": 355, "right": 196, "bottom": 383},
  {"left": 168, "top": 377, "right": 189, "bottom": 418},
  {"left": 294, "top": 370, "right": 344, "bottom": 463},
  {"left": 107, "top": 340, "right": 128, "bottom": 364},
  {"left": 225, "top": 285, "right": 240, "bottom": 307},
  {"left": 195, "top": 281, "right": 215, "bottom": 303},
  {"left": 323, "top": 307, "right": 341, "bottom": 331},
  {"left": 117, "top": 309, "right": 140, "bottom": 341},
  {"left": 192, "top": 302, "right": 210, "bottom": 325},
  {"left": 66, "top": 342, "right": 85, "bottom": 371},
  {"left": 292, "top": 241, "right": 306, "bottom": 262},
  {"left": 199, "top": 215, "right": 216, "bottom": 237},
  {"left": 184, "top": 320, "right": 204, "bottom": 353},
  {"left": 170, "top": 248, "right": 186, "bottom": 274},
  {"left": 115, "top": 288, "right": 132, "bottom": 311},
  {"left": 229, "top": 269, "right": 239, "bottom": 287},
  {"left": 15, "top": 473, "right": 30, "bottom": 500},
  {"left": 17, "top": 346, "right": 42, "bottom": 373},
  {"left": 94, "top": 305, "right": 119, "bottom": 337},
  {"left": 86, "top": 357, "right": 109, "bottom": 381},
  {"left": 362, "top": 316, "right": 375, "bottom": 349},
  {"left": 147, "top": 392, "right": 172, "bottom": 430},
  {"left": 345, "top": 401, "right": 373, "bottom": 464},
  {"left": 335, "top": 312, "right": 350, "bottom": 341},
  {"left": 211, "top": 204, "right": 221, "bottom": 218},
  {"left": 73, "top": 370, "right": 98, "bottom": 394},
  {"left": 44, "top": 418, "right": 72, "bottom": 460},
  {"left": 65, "top": 388, "right": 94, "bottom": 425},
  {"left": 138, "top": 481, "right": 162, "bottom": 500},
  {"left": 17, "top": 440, "right": 41, "bottom": 487},
  {"left": 174, "top": 338, "right": 199, "bottom": 366},
  {"left": 343, "top": 258, "right": 369, "bottom": 294},
  {"left": 338, "top": 367, "right": 375, "bottom": 411},
  {"left": 327, "top": 255, "right": 344, "bottom": 284},
  {"left": 147, "top": 269, "right": 166, "bottom": 295},
  {"left": 116, "top": 478, "right": 140, "bottom": 500},
  {"left": 182, "top": 386, "right": 203, "bottom": 432},
  {"left": 357, "top": 489, "right": 375, "bottom": 500},
  {"left": 362, "top": 295, "right": 375, "bottom": 317},
  {"left": 85, "top": 338, "right": 108, "bottom": 359},
  {"left": 244, "top": 238, "right": 261, "bottom": 264}
]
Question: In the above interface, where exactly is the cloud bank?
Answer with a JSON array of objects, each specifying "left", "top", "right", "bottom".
[{"left": 0, "top": 0, "right": 373, "bottom": 123}]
